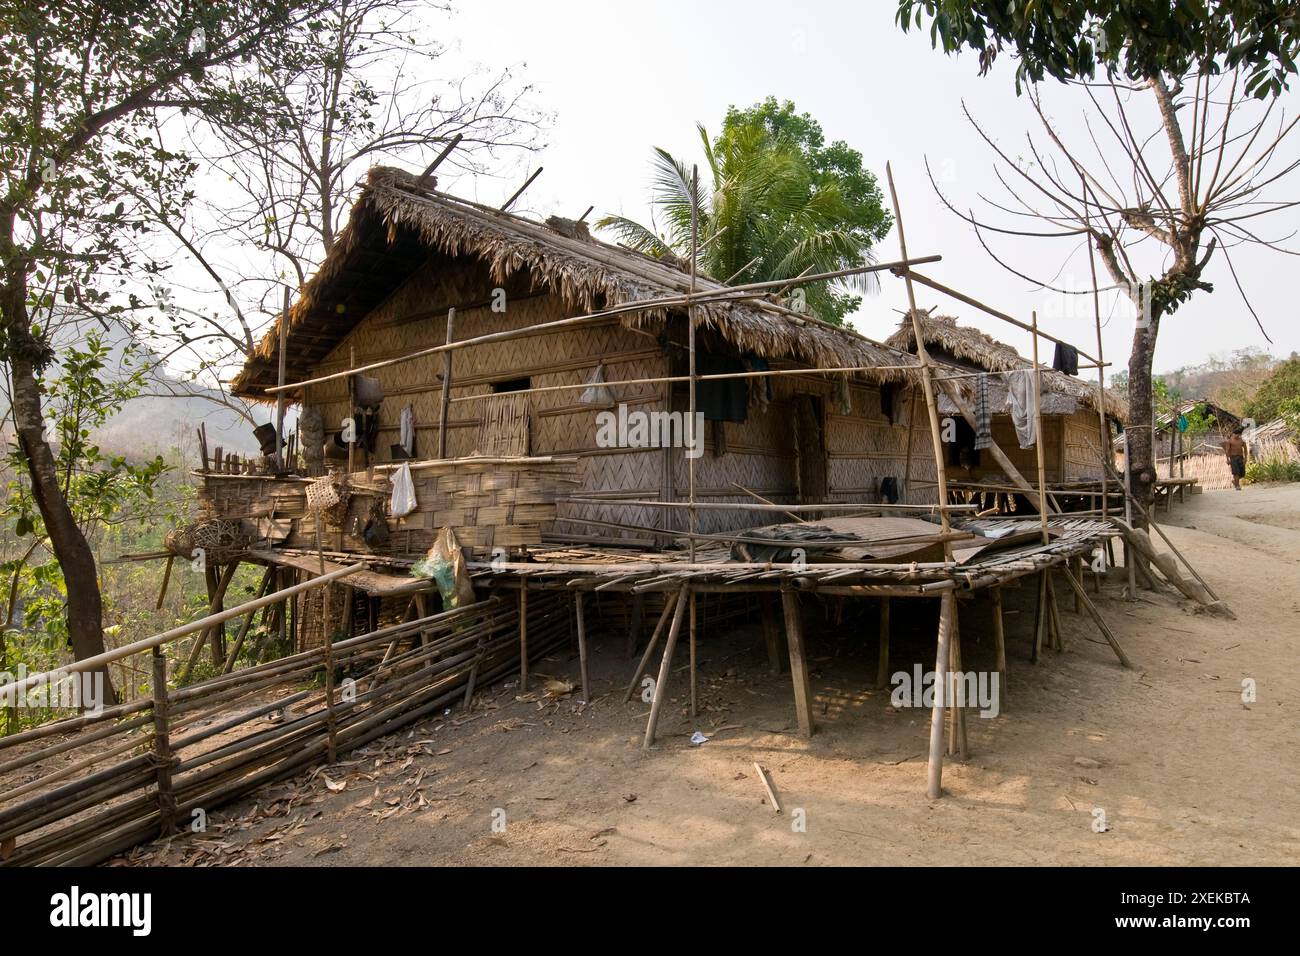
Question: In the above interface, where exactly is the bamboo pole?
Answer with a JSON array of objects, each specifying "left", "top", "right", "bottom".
[
  {"left": 557, "top": 497, "right": 972, "bottom": 514},
  {"left": 623, "top": 590, "right": 681, "bottom": 702},
  {"left": 782, "top": 590, "right": 814, "bottom": 737},
  {"left": 150, "top": 647, "right": 175, "bottom": 836},
  {"left": 574, "top": 591, "right": 590, "bottom": 704},
  {"left": 886, "top": 163, "right": 953, "bottom": 563},
  {"left": 875, "top": 597, "right": 891, "bottom": 689},
  {"left": 688, "top": 590, "right": 697, "bottom": 718},
  {"left": 444, "top": 361, "right": 1002, "bottom": 406},
  {"left": 1123, "top": 432, "right": 1136, "bottom": 599},
  {"left": 275, "top": 286, "right": 289, "bottom": 471},
  {"left": 902, "top": 384, "right": 919, "bottom": 499},
  {"left": 927, "top": 590, "right": 955, "bottom": 799},
  {"left": 688, "top": 164, "right": 699, "bottom": 564},
  {"left": 899, "top": 269, "right": 1101, "bottom": 365},
  {"left": 438, "top": 307, "right": 455, "bottom": 459},
  {"left": 991, "top": 586, "right": 1007, "bottom": 702},
  {"left": 518, "top": 584, "right": 528, "bottom": 691},
  {"left": 1031, "top": 311, "right": 1050, "bottom": 546},
  {"left": 222, "top": 566, "right": 275, "bottom": 674},
  {"left": 420, "top": 132, "right": 462, "bottom": 180},
  {"left": 155, "top": 555, "right": 174, "bottom": 610},
  {"left": 259, "top": 255, "right": 943, "bottom": 396},
  {"left": 1059, "top": 563, "right": 1133, "bottom": 667},
  {"left": 643, "top": 584, "right": 689, "bottom": 748}
]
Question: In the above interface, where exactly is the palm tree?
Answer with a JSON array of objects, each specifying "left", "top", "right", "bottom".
[{"left": 597, "top": 116, "right": 883, "bottom": 324}]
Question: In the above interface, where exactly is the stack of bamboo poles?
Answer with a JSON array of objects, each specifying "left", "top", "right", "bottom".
[{"left": 0, "top": 592, "right": 569, "bottom": 867}]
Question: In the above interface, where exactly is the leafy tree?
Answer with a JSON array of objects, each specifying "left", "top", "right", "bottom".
[
  {"left": 138, "top": 0, "right": 545, "bottom": 413},
  {"left": 1246, "top": 356, "right": 1300, "bottom": 421},
  {"left": 895, "top": 1, "right": 1300, "bottom": 98},
  {"left": 897, "top": 6, "right": 1300, "bottom": 513},
  {"left": 3, "top": 333, "right": 164, "bottom": 672},
  {"left": 597, "top": 99, "right": 891, "bottom": 325},
  {"left": 0, "top": 1, "right": 339, "bottom": 692}
]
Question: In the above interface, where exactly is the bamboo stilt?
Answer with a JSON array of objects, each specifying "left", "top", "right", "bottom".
[
  {"left": 575, "top": 591, "right": 590, "bottom": 704},
  {"left": 623, "top": 590, "right": 681, "bottom": 703},
  {"left": 876, "top": 597, "right": 891, "bottom": 689},
  {"left": 643, "top": 585, "right": 689, "bottom": 748},
  {"left": 688, "top": 589, "right": 697, "bottom": 718},
  {"left": 927, "top": 590, "right": 956, "bottom": 799},
  {"left": 991, "top": 586, "right": 1007, "bottom": 702}
]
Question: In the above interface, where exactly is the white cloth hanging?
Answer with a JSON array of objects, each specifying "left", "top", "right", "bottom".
[{"left": 1005, "top": 369, "right": 1037, "bottom": 449}]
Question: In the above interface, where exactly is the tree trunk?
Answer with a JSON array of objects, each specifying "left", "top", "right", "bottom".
[
  {"left": 2, "top": 288, "right": 116, "bottom": 707},
  {"left": 1126, "top": 312, "right": 1161, "bottom": 523}
]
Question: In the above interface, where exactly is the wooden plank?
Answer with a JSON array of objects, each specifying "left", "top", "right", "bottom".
[
  {"left": 782, "top": 590, "right": 814, "bottom": 737},
  {"left": 574, "top": 591, "right": 590, "bottom": 704}
]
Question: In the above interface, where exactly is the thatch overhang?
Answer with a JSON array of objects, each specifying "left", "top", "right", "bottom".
[
  {"left": 885, "top": 312, "right": 1128, "bottom": 422},
  {"left": 232, "top": 166, "right": 922, "bottom": 399}
]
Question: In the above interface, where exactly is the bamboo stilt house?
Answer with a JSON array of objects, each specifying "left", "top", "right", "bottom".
[{"left": 221, "top": 166, "right": 941, "bottom": 558}]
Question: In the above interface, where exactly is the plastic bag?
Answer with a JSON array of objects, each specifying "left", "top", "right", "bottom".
[
  {"left": 410, "top": 527, "right": 475, "bottom": 609},
  {"left": 579, "top": 363, "right": 615, "bottom": 408},
  {"left": 390, "top": 462, "right": 417, "bottom": 518}
]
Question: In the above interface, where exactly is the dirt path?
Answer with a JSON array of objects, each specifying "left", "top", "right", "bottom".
[{"left": 115, "top": 485, "right": 1300, "bottom": 867}]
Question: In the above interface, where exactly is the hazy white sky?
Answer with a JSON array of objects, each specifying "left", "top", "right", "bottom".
[{"left": 429, "top": 0, "right": 1300, "bottom": 376}]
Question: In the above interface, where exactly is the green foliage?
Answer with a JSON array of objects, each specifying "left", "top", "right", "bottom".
[
  {"left": 1245, "top": 356, "right": 1300, "bottom": 422},
  {"left": 1245, "top": 451, "right": 1300, "bottom": 483},
  {"left": 3, "top": 333, "right": 168, "bottom": 646},
  {"left": 596, "top": 98, "right": 891, "bottom": 325},
  {"left": 894, "top": 1, "right": 1300, "bottom": 98},
  {"left": 0, "top": 1, "right": 339, "bottom": 351}
]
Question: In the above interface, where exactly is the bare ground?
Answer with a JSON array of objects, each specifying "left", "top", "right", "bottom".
[{"left": 115, "top": 483, "right": 1300, "bottom": 867}]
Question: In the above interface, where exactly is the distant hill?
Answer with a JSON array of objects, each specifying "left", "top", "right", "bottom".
[{"left": 1, "top": 316, "right": 265, "bottom": 462}]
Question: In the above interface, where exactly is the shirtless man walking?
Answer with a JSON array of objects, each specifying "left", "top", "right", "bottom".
[{"left": 1222, "top": 427, "right": 1247, "bottom": 491}]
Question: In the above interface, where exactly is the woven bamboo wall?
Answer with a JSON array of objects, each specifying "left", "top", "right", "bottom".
[
  {"left": 663, "top": 374, "right": 940, "bottom": 532},
  {"left": 279, "top": 254, "right": 950, "bottom": 542},
  {"left": 301, "top": 256, "right": 673, "bottom": 537},
  {"left": 1063, "top": 411, "right": 1106, "bottom": 480}
]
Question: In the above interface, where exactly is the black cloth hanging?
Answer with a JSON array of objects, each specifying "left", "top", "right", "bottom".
[
  {"left": 1052, "top": 342, "right": 1079, "bottom": 376},
  {"left": 880, "top": 476, "right": 899, "bottom": 504},
  {"left": 696, "top": 352, "right": 749, "bottom": 423}
]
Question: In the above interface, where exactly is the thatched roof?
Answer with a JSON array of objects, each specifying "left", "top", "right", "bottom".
[
  {"left": 232, "top": 166, "right": 921, "bottom": 398},
  {"left": 1244, "top": 417, "right": 1296, "bottom": 444},
  {"left": 886, "top": 312, "right": 1128, "bottom": 421}
]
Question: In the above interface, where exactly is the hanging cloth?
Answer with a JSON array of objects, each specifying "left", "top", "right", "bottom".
[
  {"left": 973, "top": 373, "right": 993, "bottom": 450},
  {"left": 399, "top": 403, "right": 415, "bottom": 457},
  {"left": 1052, "top": 342, "right": 1079, "bottom": 376},
  {"left": 880, "top": 476, "right": 900, "bottom": 504},
  {"left": 696, "top": 353, "right": 748, "bottom": 423},
  {"left": 1005, "top": 369, "right": 1038, "bottom": 449},
  {"left": 835, "top": 377, "right": 852, "bottom": 416}
]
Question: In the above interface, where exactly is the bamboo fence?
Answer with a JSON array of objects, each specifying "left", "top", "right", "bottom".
[{"left": 0, "top": 591, "right": 570, "bottom": 867}]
